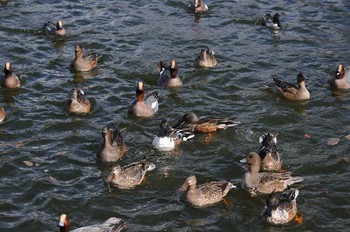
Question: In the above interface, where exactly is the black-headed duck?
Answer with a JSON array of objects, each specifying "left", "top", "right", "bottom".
[
  {"left": 128, "top": 81, "right": 160, "bottom": 118},
  {"left": 194, "top": 48, "right": 217, "bottom": 68},
  {"left": 1, "top": 62, "right": 20, "bottom": 89},
  {"left": 263, "top": 187, "right": 299, "bottom": 224},
  {"left": 262, "top": 13, "right": 281, "bottom": 30},
  {"left": 66, "top": 88, "right": 91, "bottom": 114},
  {"left": 328, "top": 64, "right": 350, "bottom": 90},
  {"left": 188, "top": 0, "right": 208, "bottom": 12},
  {"left": 158, "top": 60, "right": 183, "bottom": 88},
  {"left": 152, "top": 119, "right": 194, "bottom": 152},
  {"left": 0, "top": 107, "right": 6, "bottom": 123},
  {"left": 45, "top": 20, "right": 66, "bottom": 36},
  {"left": 58, "top": 214, "right": 126, "bottom": 232},
  {"left": 97, "top": 124, "right": 126, "bottom": 162},
  {"left": 270, "top": 72, "right": 310, "bottom": 100},
  {"left": 258, "top": 133, "right": 282, "bottom": 172},
  {"left": 179, "top": 175, "right": 236, "bottom": 207},
  {"left": 106, "top": 159, "right": 156, "bottom": 189},
  {"left": 173, "top": 112, "right": 240, "bottom": 133},
  {"left": 240, "top": 152, "right": 303, "bottom": 197},
  {"left": 71, "top": 44, "right": 102, "bottom": 72}
]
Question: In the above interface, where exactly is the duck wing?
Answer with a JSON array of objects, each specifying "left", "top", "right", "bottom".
[{"left": 272, "top": 76, "right": 299, "bottom": 95}]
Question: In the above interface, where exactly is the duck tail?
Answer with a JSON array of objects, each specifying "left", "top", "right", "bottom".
[{"left": 217, "top": 119, "right": 241, "bottom": 129}]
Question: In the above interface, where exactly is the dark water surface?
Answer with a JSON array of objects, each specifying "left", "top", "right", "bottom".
[{"left": 1, "top": 0, "right": 350, "bottom": 231}]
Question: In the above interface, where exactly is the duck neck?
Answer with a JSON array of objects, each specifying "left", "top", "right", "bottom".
[
  {"left": 248, "top": 163, "right": 260, "bottom": 174},
  {"left": 75, "top": 51, "right": 83, "bottom": 60},
  {"left": 136, "top": 89, "right": 144, "bottom": 102}
]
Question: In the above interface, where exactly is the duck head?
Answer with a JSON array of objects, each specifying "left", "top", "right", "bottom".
[
  {"left": 136, "top": 81, "right": 145, "bottom": 102},
  {"left": 58, "top": 214, "right": 70, "bottom": 232},
  {"left": 335, "top": 64, "right": 345, "bottom": 80},
  {"left": 4, "top": 62, "right": 12, "bottom": 76},
  {"left": 170, "top": 60, "right": 178, "bottom": 79}
]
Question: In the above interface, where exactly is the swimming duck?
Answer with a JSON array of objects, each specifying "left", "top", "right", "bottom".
[
  {"left": 263, "top": 187, "right": 299, "bottom": 224},
  {"left": 0, "top": 107, "right": 6, "bottom": 123},
  {"left": 240, "top": 152, "right": 303, "bottom": 197},
  {"left": 66, "top": 88, "right": 91, "bottom": 114},
  {"left": 1, "top": 62, "right": 20, "bottom": 89},
  {"left": 188, "top": 0, "right": 208, "bottom": 12},
  {"left": 128, "top": 81, "right": 160, "bottom": 118},
  {"left": 71, "top": 44, "right": 102, "bottom": 72},
  {"left": 269, "top": 72, "right": 310, "bottom": 100},
  {"left": 194, "top": 48, "right": 217, "bottom": 68},
  {"left": 328, "top": 64, "right": 350, "bottom": 90},
  {"left": 106, "top": 159, "right": 156, "bottom": 189},
  {"left": 258, "top": 133, "right": 282, "bottom": 172},
  {"left": 45, "top": 20, "right": 66, "bottom": 36},
  {"left": 152, "top": 119, "right": 194, "bottom": 152},
  {"left": 179, "top": 175, "right": 236, "bottom": 207},
  {"left": 97, "top": 124, "right": 126, "bottom": 162},
  {"left": 262, "top": 13, "right": 281, "bottom": 30},
  {"left": 158, "top": 60, "right": 183, "bottom": 87},
  {"left": 58, "top": 214, "right": 126, "bottom": 232},
  {"left": 173, "top": 112, "right": 240, "bottom": 133}
]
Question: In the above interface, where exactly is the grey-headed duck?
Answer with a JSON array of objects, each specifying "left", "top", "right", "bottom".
[
  {"left": 71, "top": 44, "right": 102, "bottom": 72},
  {"left": 263, "top": 187, "right": 299, "bottom": 224},
  {"left": 45, "top": 20, "right": 66, "bottom": 36},
  {"left": 262, "top": 13, "right": 281, "bottom": 30},
  {"left": 173, "top": 112, "right": 240, "bottom": 133},
  {"left": 66, "top": 88, "right": 91, "bottom": 114},
  {"left": 158, "top": 60, "right": 183, "bottom": 88},
  {"left": 328, "top": 64, "right": 350, "bottom": 90},
  {"left": 152, "top": 119, "right": 194, "bottom": 152},
  {"left": 270, "top": 72, "right": 310, "bottom": 100},
  {"left": 0, "top": 107, "right": 6, "bottom": 123},
  {"left": 258, "top": 133, "right": 282, "bottom": 172},
  {"left": 106, "top": 158, "right": 156, "bottom": 189},
  {"left": 179, "top": 175, "right": 236, "bottom": 207},
  {"left": 1, "top": 62, "right": 20, "bottom": 89},
  {"left": 128, "top": 81, "right": 160, "bottom": 118},
  {"left": 240, "top": 152, "right": 303, "bottom": 197},
  {"left": 194, "top": 48, "right": 217, "bottom": 68},
  {"left": 58, "top": 214, "right": 126, "bottom": 232},
  {"left": 188, "top": 0, "right": 208, "bottom": 12},
  {"left": 97, "top": 124, "right": 126, "bottom": 162}
]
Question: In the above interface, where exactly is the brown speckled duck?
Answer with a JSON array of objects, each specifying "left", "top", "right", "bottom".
[
  {"left": 194, "top": 48, "right": 217, "bottom": 68},
  {"left": 240, "top": 152, "right": 303, "bottom": 197},
  {"left": 328, "top": 64, "right": 350, "bottom": 90},
  {"left": 0, "top": 107, "right": 6, "bottom": 123},
  {"left": 58, "top": 214, "right": 126, "bottom": 232},
  {"left": 106, "top": 159, "right": 156, "bottom": 189},
  {"left": 1, "top": 62, "right": 20, "bottom": 89},
  {"left": 263, "top": 187, "right": 299, "bottom": 224},
  {"left": 188, "top": 0, "right": 208, "bottom": 12},
  {"left": 97, "top": 124, "right": 126, "bottom": 162},
  {"left": 71, "top": 44, "right": 102, "bottom": 72},
  {"left": 258, "top": 133, "right": 282, "bottom": 172},
  {"left": 66, "top": 88, "right": 91, "bottom": 114},
  {"left": 45, "top": 20, "right": 66, "bottom": 36},
  {"left": 179, "top": 175, "right": 236, "bottom": 207},
  {"left": 158, "top": 60, "right": 183, "bottom": 87}
]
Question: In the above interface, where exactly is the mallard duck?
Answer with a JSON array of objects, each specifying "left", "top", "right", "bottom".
[
  {"left": 106, "top": 159, "right": 156, "bottom": 189},
  {"left": 97, "top": 124, "right": 126, "bottom": 162},
  {"left": 158, "top": 60, "right": 183, "bottom": 87},
  {"left": 1, "top": 62, "right": 20, "bottom": 89},
  {"left": 179, "top": 175, "right": 236, "bottom": 207},
  {"left": 58, "top": 214, "right": 126, "bottom": 232},
  {"left": 188, "top": 0, "right": 208, "bottom": 12},
  {"left": 71, "top": 44, "right": 102, "bottom": 72},
  {"left": 194, "top": 48, "right": 217, "bottom": 68},
  {"left": 328, "top": 64, "right": 350, "bottom": 90},
  {"left": 66, "top": 88, "right": 91, "bottom": 114},
  {"left": 263, "top": 187, "right": 299, "bottom": 224},
  {"left": 44, "top": 20, "right": 66, "bottom": 36},
  {"left": 240, "top": 152, "right": 303, "bottom": 197},
  {"left": 128, "top": 81, "right": 160, "bottom": 118},
  {"left": 269, "top": 72, "right": 310, "bottom": 100},
  {"left": 152, "top": 119, "right": 194, "bottom": 151},
  {"left": 173, "top": 112, "right": 240, "bottom": 133},
  {"left": 258, "top": 133, "right": 282, "bottom": 172}
]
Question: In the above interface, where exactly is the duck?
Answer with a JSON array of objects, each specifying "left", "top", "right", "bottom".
[
  {"left": 194, "top": 48, "right": 217, "bottom": 68},
  {"left": 58, "top": 214, "right": 126, "bottom": 232},
  {"left": 240, "top": 152, "right": 303, "bottom": 197},
  {"left": 128, "top": 81, "right": 160, "bottom": 118},
  {"left": 66, "top": 88, "right": 91, "bottom": 114},
  {"left": 179, "top": 175, "right": 236, "bottom": 207},
  {"left": 1, "top": 62, "right": 20, "bottom": 89},
  {"left": 71, "top": 44, "right": 102, "bottom": 72},
  {"left": 44, "top": 20, "right": 66, "bottom": 36},
  {"left": 152, "top": 119, "right": 194, "bottom": 152},
  {"left": 328, "top": 64, "right": 350, "bottom": 90},
  {"left": 188, "top": 0, "right": 208, "bottom": 12},
  {"left": 106, "top": 158, "right": 156, "bottom": 189},
  {"left": 97, "top": 124, "right": 127, "bottom": 162},
  {"left": 262, "top": 13, "right": 281, "bottom": 30},
  {"left": 158, "top": 60, "right": 183, "bottom": 87},
  {"left": 269, "top": 72, "right": 310, "bottom": 100},
  {"left": 262, "top": 187, "right": 299, "bottom": 224},
  {"left": 173, "top": 112, "right": 240, "bottom": 133},
  {"left": 0, "top": 107, "right": 6, "bottom": 123},
  {"left": 258, "top": 133, "right": 282, "bottom": 172}
]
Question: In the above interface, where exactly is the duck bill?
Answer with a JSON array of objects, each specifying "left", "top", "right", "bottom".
[
  {"left": 106, "top": 172, "right": 114, "bottom": 183},
  {"left": 179, "top": 182, "right": 189, "bottom": 192}
]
